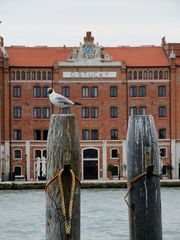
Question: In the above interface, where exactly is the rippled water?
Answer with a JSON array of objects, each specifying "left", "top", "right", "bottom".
[{"left": 0, "top": 188, "right": 180, "bottom": 240}]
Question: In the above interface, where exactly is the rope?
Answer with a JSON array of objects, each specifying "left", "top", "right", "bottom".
[
  {"left": 124, "top": 171, "right": 160, "bottom": 210},
  {"left": 45, "top": 169, "right": 81, "bottom": 239}
]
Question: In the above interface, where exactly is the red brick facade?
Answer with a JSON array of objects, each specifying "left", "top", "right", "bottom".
[{"left": 0, "top": 32, "right": 180, "bottom": 181}]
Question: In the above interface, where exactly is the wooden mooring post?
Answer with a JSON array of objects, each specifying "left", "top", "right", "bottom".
[
  {"left": 46, "top": 114, "right": 81, "bottom": 240},
  {"left": 126, "top": 115, "right": 162, "bottom": 240}
]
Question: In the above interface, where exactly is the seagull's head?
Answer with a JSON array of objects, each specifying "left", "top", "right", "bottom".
[{"left": 48, "top": 88, "right": 54, "bottom": 94}]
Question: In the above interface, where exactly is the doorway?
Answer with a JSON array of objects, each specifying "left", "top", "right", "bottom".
[{"left": 83, "top": 148, "right": 99, "bottom": 180}]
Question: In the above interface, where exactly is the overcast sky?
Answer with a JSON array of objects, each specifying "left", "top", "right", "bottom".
[{"left": 0, "top": 0, "right": 179, "bottom": 47}]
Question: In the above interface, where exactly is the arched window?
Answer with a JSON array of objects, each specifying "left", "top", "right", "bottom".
[
  {"left": 111, "top": 149, "right": 119, "bottom": 159},
  {"left": 42, "top": 71, "right": 46, "bottom": 80},
  {"left": 159, "top": 71, "right": 163, "bottom": 79},
  {"left": 138, "top": 71, "right": 142, "bottom": 79},
  {"left": 14, "top": 149, "right": 22, "bottom": 159},
  {"left": 154, "top": 71, "right": 158, "bottom": 79},
  {"left": 149, "top": 71, "right": 153, "bottom": 79},
  {"left": 27, "top": 71, "right": 31, "bottom": 80},
  {"left": 47, "top": 71, "right": 52, "bottom": 80},
  {"left": 32, "top": 71, "right": 36, "bottom": 80},
  {"left": 83, "top": 148, "right": 98, "bottom": 159},
  {"left": 14, "top": 166, "right": 22, "bottom": 176},
  {"left": 16, "top": 71, "right": 20, "bottom": 80},
  {"left": 133, "top": 71, "right": 137, "bottom": 80},
  {"left": 21, "top": 71, "right": 25, "bottom": 80},
  {"left": 128, "top": 71, "right": 132, "bottom": 80},
  {"left": 144, "top": 71, "right": 147, "bottom": 79},
  {"left": 37, "top": 71, "right": 41, "bottom": 80},
  {"left": 11, "top": 71, "right": 15, "bottom": 80},
  {"left": 164, "top": 71, "right": 169, "bottom": 79}
]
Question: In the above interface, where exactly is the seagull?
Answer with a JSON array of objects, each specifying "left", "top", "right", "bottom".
[{"left": 48, "top": 88, "right": 81, "bottom": 108}]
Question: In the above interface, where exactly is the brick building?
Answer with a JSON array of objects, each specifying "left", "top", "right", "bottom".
[{"left": 0, "top": 32, "right": 180, "bottom": 181}]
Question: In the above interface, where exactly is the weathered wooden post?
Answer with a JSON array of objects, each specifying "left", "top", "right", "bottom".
[
  {"left": 126, "top": 115, "right": 162, "bottom": 240},
  {"left": 46, "top": 114, "right": 81, "bottom": 240}
]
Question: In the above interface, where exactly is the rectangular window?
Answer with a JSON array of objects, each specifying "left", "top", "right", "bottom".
[
  {"left": 14, "top": 149, "right": 22, "bottom": 159},
  {"left": 91, "top": 107, "right": 98, "bottom": 118},
  {"left": 34, "top": 107, "right": 41, "bottom": 118},
  {"left": 130, "top": 86, "right": 137, "bottom": 97},
  {"left": 91, "top": 129, "right": 98, "bottom": 140},
  {"left": 111, "top": 129, "right": 118, "bottom": 140},
  {"left": 34, "top": 86, "right": 41, "bottom": 98},
  {"left": 159, "top": 129, "right": 166, "bottom": 139},
  {"left": 13, "top": 86, "right": 21, "bottom": 98},
  {"left": 62, "top": 107, "right": 70, "bottom": 114},
  {"left": 159, "top": 106, "right": 166, "bottom": 117},
  {"left": 91, "top": 87, "right": 98, "bottom": 98},
  {"left": 82, "top": 130, "right": 90, "bottom": 140},
  {"left": 42, "top": 87, "right": 49, "bottom": 98},
  {"left": 13, "top": 107, "right": 21, "bottom": 118},
  {"left": 139, "top": 106, "right": 146, "bottom": 115},
  {"left": 82, "top": 107, "right": 89, "bottom": 118},
  {"left": 110, "top": 107, "right": 118, "bottom": 118},
  {"left": 62, "top": 86, "right": 70, "bottom": 98},
  {"left": 34, "top": 130, "right": 41, "bottom": 140},
  {"left": 82, "top": 87, "right": 89, "bottom": 98},
  {"left": 13, "top": 130, "right": 21, "bottom": 140},
  {"left": 139, "top": 86, "right": 146, "bottom": 97},
  {"left": 158, "top": 86, "right": 166, "bottom": 97},
  {"left": 43, "top": 107, "right": 50, "bottom": 119},
  {"left": 130, "top": 106, "right": 137, "bottom": 116},
  {"left": 43, "top": 130, "right": 48, "bottom": 140},
  {"left": 110, "top": 86, "right": 118, "bottom": 97}
]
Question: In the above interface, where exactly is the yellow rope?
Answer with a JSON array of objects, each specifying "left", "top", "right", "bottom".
[{"left": 58, "top": 169, "right": 76, "bottom": 238}]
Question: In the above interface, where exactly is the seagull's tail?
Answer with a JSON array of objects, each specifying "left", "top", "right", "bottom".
[{"left": 74, "top": 102, "right": 82, "bottom": 105}]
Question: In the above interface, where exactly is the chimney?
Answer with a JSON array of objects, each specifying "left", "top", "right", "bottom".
[{"left": 84, "top": 32, "right": 94, "bottom": 44}]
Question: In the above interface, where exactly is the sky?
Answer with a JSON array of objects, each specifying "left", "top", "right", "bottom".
[{"left": 0, "top": 0, "right": 180, "bottom": 47}]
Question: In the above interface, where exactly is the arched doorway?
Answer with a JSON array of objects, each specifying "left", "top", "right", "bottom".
[
  {"left": 14, "top": 166, "right": 22, "bottom": 176},
  {"left": 82, "top": 148, "right": 99, "bottom": 180}
]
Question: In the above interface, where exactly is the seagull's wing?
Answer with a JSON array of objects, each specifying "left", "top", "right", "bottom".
[{"left": 54, "top": 93, "right": 74, "bottom": 105}]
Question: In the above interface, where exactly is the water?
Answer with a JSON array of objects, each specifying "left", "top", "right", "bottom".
[{"left": 0, "top": 188, "right": 180, "bottom": 240}]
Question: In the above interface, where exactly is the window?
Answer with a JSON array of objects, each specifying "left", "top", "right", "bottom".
[
  {"left": 34, "top": 107, "right": 41, "bottom": 118},
  {"left": 43, "top": 130, "right": 48, "bottom": 140},
  {"left": 34, "top": 86, "right": 41, "bottom": 98},
  {"left": 111, "top": 129, "right": 118, "bottom": 140},
  {"left": 11, "top": 71, "right": 15, "bottom": 80},
  {"left": 144, "top": 71, "right": 147, "bottom": 79},
  {"left": 130, "top": 86, "right": 137, "bottom": 97},
  {"left": 13, "top": 86, "right": 21, "bottom": 97},
  {"left": 35, "top": 150, "right": 42, "bottom": 158},
  {"left": 82, "top": 130, "right": 90, "bottom": 140},
  {"left": 111, "top": 149, "right": 118, "bottom": 159},
  {"left": 128, "top": 71, "right": 132, "bottom": 79},
  {"left": 82, "top": 107, "right": 89, "bottom": 118},
  {"left": 149, "top": 71, "right": 153, "bottom": 79},
  {"left": 91, "top": 129, "right": 98, "bottom": 140},
  {"left": 14, "top": 149, "right": 22, "bottom": 159},
  {"left": 159, "top": 106, "right": 166, "bottom": 117},
  {"left": 43, "top": 150, "right": 47, "bottom": 158},
  {"left": 130, "top": 106, "right": 137, "bottom": 116},
  {"left": 43, "top": 107, "right": 50, "bottom": 119},
  {"left": 62, "top": 86, "right": 70, "bottom": 98},
  {"left": 16, "top": 71, "right": 20, "bottom": 80},
  {"left": 37, "top": 71, "right": 41, "bottom": 80},
  {"left": 32, "top": 71, "right": 36, "bottom": 80},
  {"left": 139, "top": 86, "right": 146, "bottom": 97},
  {"left": 139, "top": 106, "right": 146, "bottom": 115},
  {"left": 21, "top": 71, "right": 25, "bottom": 80},
  {"left": 160, "top": 148, "right": 166, "bottom": 158},
  {"left": 110, "top": 86, "right": 118, "bottom": 97},
  {"left": 82, "top": 87, "right": 89, "bottom": 98},
  {"left": 139, "top": 71, "right": 142, "bottom": 79},
  {"left": 13, "top": 107, "right": 21, "bottom": 118},
  {"left": 42, "top": 71, "right": 46, "bottom": 80},
  {"left": 83, "top": 148, "right": 98, "bottom": 159},
  {"left": 47, "top": 71, "right": 52, "bottom": 80},
  {"left": 133, "top": 71, "right": 137, "bottom": 79},
  {"left": 34, "top": 130, "right": 41, "bottom": 140},
  {"left": 27, "top": 71, "right": 31, "bottom": 80},
  {"left": 159, "top": 71, "right": 163, "bottom": 79},
  {"left": 91, "top": 87, "right": 98, "bottom": 97},
  {"left": 110, "top": 107, "right": 118, "bottom": 118},
  {"left": 13, "top": 129, "right": 21, "bottom": 140},
  {"left": 154, "top": 71, "right": 158, "bottom": 79},
  {"left": 62, "top": 107, "right": 70, "bottom": 114},
  {"left": 42, "top": 87, "right": 49, "bottom": 98},
  {"left": 164, "top": 71, "right": 169, "bottom": 79},
  {"left": 91, "top": 107, "right": 98, "bottom": 118},
  {"left": 158, "top": 86, "right": 166, "bottom": 97},
  {"left": 159, "top": 128, "right": 166, "bottom": 139}
]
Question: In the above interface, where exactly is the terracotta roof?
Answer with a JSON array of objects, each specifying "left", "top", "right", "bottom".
[
  {"left": 105, "top": 46, "right": 169, "bottom": 67},
  {"left": 7, "top": 46, "right": 73, "bottom": 67},
  {"left": 7, "top": 45, "right": 169, "bottom": 67}
]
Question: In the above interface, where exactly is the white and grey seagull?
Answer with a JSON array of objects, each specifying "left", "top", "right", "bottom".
[{"left": 48, "top": 88, "right": 81, "bottom": 108}]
